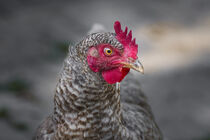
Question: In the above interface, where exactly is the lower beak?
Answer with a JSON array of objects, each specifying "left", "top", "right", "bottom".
[{"left": 120, "top": 59, "right": 144, "bottom": 74}]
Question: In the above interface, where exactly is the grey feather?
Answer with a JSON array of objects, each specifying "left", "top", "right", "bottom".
[{"left": 34, "top": 32, "right": 163, "bottom": 140}]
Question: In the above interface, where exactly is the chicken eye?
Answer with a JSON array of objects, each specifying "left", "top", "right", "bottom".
[{"left": 104, "top": 48, "right": 113, "bottom": 56}]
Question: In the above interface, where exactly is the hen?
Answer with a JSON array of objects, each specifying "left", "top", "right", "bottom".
[{"left": 35, "top": 21, "right": 162, "bottom": 140}]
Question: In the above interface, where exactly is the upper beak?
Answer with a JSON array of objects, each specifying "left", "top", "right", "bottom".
[{"left": 120, "top": 58, "right": 144, "bottom": 74}]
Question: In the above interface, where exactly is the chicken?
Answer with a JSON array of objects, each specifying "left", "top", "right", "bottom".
[{"left": 34, "top": 21, "right": 163, "bottom": 140}]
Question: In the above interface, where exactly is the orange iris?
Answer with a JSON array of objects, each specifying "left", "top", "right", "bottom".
[{"left": 104, "top": 48, "right": 113, "bottom": 56}]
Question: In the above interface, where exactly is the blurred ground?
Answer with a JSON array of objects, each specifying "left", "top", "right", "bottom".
[{"left": 0, "top": 0, "right": 210, "bottom": 140}]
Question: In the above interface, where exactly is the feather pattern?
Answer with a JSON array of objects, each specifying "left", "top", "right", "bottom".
[{"left": 34, "top": 31, "right": 162, "bottom": 140}]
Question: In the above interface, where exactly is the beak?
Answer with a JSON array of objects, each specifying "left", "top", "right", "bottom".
[{"left": 120, "top": 58, "right": 144, "bottom": 74}]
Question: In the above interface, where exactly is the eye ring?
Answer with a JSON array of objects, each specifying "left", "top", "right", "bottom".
[{"left": 104, "top": 48, "right": 113, "bottom": 56}]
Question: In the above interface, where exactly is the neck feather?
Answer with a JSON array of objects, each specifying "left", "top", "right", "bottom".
[{"left": 53, "top": 54, "right": 126, "bottom": 139}]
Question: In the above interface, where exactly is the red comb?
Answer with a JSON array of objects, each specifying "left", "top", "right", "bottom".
[{"left": 114, "top": 21, "right": 138, "bottom": 49}]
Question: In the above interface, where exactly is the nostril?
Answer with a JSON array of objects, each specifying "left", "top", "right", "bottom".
[{"left": 128, "top": 57, "right": 136, "bottom": 63}]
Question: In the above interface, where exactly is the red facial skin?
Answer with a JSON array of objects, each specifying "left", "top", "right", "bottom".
[
  {"left": 87, "top": 21, "right": 138, "bottom": 84},
  {"left": 87, "top": 43, "right": 136, "bottom": 84}
]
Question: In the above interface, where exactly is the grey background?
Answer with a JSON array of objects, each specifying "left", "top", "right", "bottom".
[{"left": 0, "top": 0, "right": 210, "bottom": 140}]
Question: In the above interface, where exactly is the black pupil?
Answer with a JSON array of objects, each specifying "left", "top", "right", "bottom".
[{"left": 107, "top": 50, "right": 111, "bottom": 53}]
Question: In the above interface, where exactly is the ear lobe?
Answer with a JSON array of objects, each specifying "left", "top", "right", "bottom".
[
  {"left": 89, "top": 47, "right": 99, "bottom": 57},
  {"left": 87, "top": 47, "right": 100, "bottom": 72}
]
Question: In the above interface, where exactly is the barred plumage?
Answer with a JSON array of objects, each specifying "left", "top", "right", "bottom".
[{"left": 35, "top": 25, "right": 162, "bottom": 140}]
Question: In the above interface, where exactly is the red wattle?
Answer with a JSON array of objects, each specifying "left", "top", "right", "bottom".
[{"left": 102, "top": 67, "right": 130, "bottom": 84}]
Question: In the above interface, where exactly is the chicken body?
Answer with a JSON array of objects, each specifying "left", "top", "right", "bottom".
[{"left": 35, "top": 32, "right": 162, "bottom": 140}]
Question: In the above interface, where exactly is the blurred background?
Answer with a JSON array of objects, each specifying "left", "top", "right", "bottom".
[{"left": 0, "top": 0, "right": 210, "bottom": 140}]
